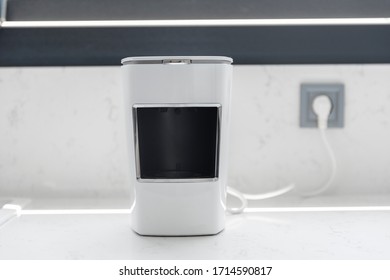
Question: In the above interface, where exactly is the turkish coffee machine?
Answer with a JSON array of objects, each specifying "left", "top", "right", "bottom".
[{"left": 122, "top": 56, "right": 233, "bottom": 236}]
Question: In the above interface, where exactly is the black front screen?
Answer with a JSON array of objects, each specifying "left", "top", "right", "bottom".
[{"left": 135, "top": 106, "right": 219, "bottom": 179}]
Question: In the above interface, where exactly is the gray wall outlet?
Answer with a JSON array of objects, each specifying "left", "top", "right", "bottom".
[{"left": 300, "top": 83, "right": 345, "bottom": 128}]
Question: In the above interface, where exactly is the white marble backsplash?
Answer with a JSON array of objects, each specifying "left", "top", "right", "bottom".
[{"left": 1, "top": 65, "right": 390, "bottom": 199}]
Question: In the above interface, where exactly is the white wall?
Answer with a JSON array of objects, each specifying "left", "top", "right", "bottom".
[
  {"left": 0, "top": 67, "right": 129, "bottom": 198},
  {"left": 230, "top": 65, "right": 390, "bottom": 196},
  {"left": 1, "top": 65, "right": 390, "bottom": 199}
]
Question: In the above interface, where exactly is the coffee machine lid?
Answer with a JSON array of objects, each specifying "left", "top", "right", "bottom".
[{"left": 121, "top": 56, "right": 233, "bottom": 65}]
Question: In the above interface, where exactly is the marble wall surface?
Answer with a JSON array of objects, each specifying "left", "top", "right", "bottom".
[{"left": 1, "top": 65, "right": 390, "bottom": 199}]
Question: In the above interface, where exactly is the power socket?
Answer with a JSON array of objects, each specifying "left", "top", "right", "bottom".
[{"left": 300, "top": 83, "right": 344, "bottom": 128}]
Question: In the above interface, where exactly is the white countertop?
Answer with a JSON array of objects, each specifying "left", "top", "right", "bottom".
[{"left": 1, "top": 203, "right": 389, "bottom": 259}]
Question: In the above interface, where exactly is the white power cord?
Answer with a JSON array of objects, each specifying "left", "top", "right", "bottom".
[
  {"left": 301, "top": 95, "right": 337, "bottom": 197},
  {"left": 226, "top": 95, "right": 336, "bottom": 214},
  {"left": 227, "top": 184, "right": 295, "bottom": 214}
]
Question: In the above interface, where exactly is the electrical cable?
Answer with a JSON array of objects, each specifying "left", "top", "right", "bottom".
[
  {"left": 226, "top": 95, "right": 337, "bottom": 214},
  {"left": 300, "top": 129, "right": 337, "bottom": 197},
  {"left": 226, "top": 186, "right": 248, "bottom": 214},
  {"left": 226, "top": 184, "right": 295, "bottom": 214},
  {"left": 301, "top": 95, "right": 337, "bottom": 196}
]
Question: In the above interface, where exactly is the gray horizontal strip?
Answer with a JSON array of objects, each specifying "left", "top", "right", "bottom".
[
  {"left": 6, "top": 0, "right": 390, "bottom": 21},
  {"left": 133, "top": 104, "right": 221, "bottom": 108},
  {"left": 122, "top": 57, "right": 232, "bottom": 65},
  {"left": 137, "top": 178, "right": 219, "bottom": 183},
  {"left": 1, "top": 25, "right": 390, "bottom": 66}
]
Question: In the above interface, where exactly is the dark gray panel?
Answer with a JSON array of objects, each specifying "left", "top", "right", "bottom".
[
  {"left": 2, "top": 0, "right": 390, "bottom": 66},
  {"left": 6, "top": 0, "right": 390, "bottom": 21},
  {"left": 1, "top": 25, "right": 390, "bottom": 66}
]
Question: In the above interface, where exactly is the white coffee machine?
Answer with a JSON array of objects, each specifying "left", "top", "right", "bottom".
[{"left": 121, "top": 56, "right": 233, "bottom": 236}]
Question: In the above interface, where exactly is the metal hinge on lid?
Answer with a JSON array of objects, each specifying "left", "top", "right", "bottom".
[{"left": 163, "top": 59, "right": 192, "bottom": 65}]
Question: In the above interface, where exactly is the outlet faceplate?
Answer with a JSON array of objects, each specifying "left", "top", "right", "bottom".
[{"left": 300, "top": 83, "right": 344, "bottom": 128}]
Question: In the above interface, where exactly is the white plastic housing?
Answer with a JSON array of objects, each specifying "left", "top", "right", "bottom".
[{"left": 122, "top": 56, "right": 233, "bottom": 236}]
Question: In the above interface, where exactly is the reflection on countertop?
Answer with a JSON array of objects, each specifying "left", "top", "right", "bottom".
[{"left": 0, "top": 196, "right": 389, "bottom": 260}]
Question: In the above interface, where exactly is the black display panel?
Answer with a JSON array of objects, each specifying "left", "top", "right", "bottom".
[{"left": 135, "top": 106, "right": 219, "bottom": 179}]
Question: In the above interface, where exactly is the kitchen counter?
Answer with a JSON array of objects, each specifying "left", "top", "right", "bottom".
[{"left": 1, "top": 201, "right": 389, "bottom": 259}]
